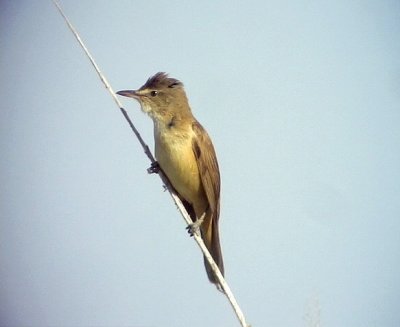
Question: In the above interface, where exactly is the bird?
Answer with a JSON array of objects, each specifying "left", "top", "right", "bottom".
[{"left": 116, "top": 72, "right": 224, "bottom": 287}]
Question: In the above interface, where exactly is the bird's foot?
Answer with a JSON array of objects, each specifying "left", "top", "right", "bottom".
[
  {"left": 147, "top": 161, "right": 160, "bottom": 174},
  {"left": 215, "top": 283, "right": 224, "bottom": 293},
  {"left": 186, "top": 214, "right": 205, "bottom": 237}
]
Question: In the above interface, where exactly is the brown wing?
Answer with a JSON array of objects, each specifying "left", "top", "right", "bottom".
[
  {"left": 192, "top": 121, "right": 224, "bottom": 283},
  {"left": 191, "top": 121, "right": 220, "bottom": 219}
]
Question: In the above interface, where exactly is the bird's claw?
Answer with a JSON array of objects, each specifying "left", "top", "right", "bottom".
[
  {"left": 186, "top": 216, "right": 205, "bottom": 237},
  {"left": 147, "top": 161, "right": 160, "bottom": 174}
]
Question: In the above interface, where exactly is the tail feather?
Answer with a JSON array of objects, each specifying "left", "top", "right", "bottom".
[
  {"left": 181, "top": 198, "right": 224, "bottom": 286},
  {"left": 201, "top": 212, "right": 224, "bottom": 285}
]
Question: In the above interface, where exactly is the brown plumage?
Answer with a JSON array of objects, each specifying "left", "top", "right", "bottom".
[
  {"left": 117, "top": 73, "right": 224, "bottom": 287},
  {"left": 141, "top": 72, "right": 183, "bottom": 90}
]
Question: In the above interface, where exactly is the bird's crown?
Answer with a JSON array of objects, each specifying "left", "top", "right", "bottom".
[{"left": 140, "top": 72, "right": 183, "bottom": 91}]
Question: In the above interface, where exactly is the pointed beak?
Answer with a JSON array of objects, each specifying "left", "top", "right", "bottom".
[{"left": 116, "top": 89, "right": 140, "bottom": 99}]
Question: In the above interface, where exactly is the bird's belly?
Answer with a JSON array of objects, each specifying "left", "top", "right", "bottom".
[{"left": 155, "top": 135, "right": 203, "bottom": 205}]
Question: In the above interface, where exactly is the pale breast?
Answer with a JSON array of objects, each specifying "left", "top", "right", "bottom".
[{"left": 154, "top": 124, "right": 203, "bottom": 205}]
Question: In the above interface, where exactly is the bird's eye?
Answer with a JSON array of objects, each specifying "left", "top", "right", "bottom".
[{"left": 150, "top": 90, "right": 158, "bottom": 97}]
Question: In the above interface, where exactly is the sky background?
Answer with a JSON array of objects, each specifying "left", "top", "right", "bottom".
[{"left": 1, "top": 1, "right": 399, "bottom": 326}]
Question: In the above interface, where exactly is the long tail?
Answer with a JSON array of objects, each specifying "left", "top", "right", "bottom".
[
  {"left": 181, "top": 199, "right": 224, "bottom": 286},
  {"left": 201, "top": 211, "right": 224, "bottom": 285}
]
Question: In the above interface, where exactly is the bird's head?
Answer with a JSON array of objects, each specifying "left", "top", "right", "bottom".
[{"left": 117, "top": 72, "right": 190, "bottom": 120}]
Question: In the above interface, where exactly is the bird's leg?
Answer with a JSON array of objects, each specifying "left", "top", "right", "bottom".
[
  {"left": 147, "top": 161, "right": 160, "bottom": 174},
  {"left": 186, "top": 212, "right": 206, "bottom": 236}
]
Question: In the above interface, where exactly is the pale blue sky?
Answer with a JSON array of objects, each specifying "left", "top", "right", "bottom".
[{"left": 1, "top": 1, "right": 399, "bottom": 326}]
